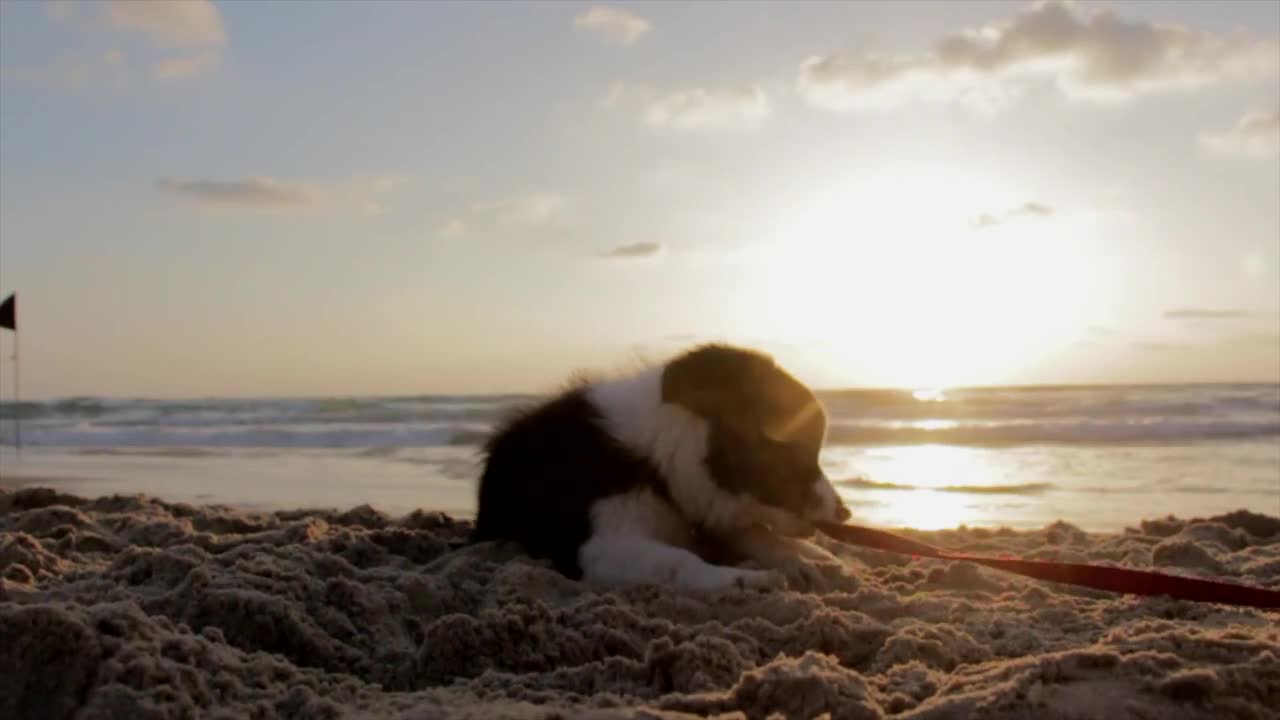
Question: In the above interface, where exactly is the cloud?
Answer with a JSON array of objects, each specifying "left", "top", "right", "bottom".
[
  {"left": 974, "top": 201, "right": 1054, "bottom": 228},
  {"left": 157, "top": 177, "right": 310, "bottom": 207},
  {"left": 798, "top": 0, "right": 1279, "bottom": 112},
  {"left": 573, "top": 6, "right": 651, "bottom": 47},
  {"left": 601, "top": 242, "right": 664, "bottom": 259},
  {"left": 150, "top": 50, "right": 220, "bottom": 81},
  {"left": 474, "top": 192, "right": 569, "bottom": 228},
  {"left": 103, "top": 0, "right": 226, "bottom": 81},
  {"left": 156, "top": 174, "right": 406, "bottom": 215},
  {"left": 1201, "top": 108, "right": 1280, "bottom": 158},
  {"left": 437, "top": 192, "right": 572, "bottom": 238},
  {"left": 31, "top": 0, "right": 226, "bottom": 84},
  {"left": 1163, "top": 308, "right": 1249, "bottom": 320},
  {"left": 644, "top": 86, "right": 771, "bottom": 132},
  {"left": 799, "top": 52, "right": 1017, "bottom": 113},
  {"left": 101, "top": 0, "right": 226, "bottom": 48},
  {"left": 597, "top": 83, "right": 772, "bottom": 132}
]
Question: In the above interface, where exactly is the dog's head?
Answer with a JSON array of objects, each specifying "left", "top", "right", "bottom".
[{"left": 661, "top": 343, "right": 850, "bottom": 535}]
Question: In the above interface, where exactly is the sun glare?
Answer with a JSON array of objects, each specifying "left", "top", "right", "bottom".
[
  {"left": 738, "top": 165, "right": 1115, "bottom": 389},
  {"left": 912, "top": 387, "right": 947, "bottom": 402},
  {"left": 835, "top": 445, "right": 1015, "bottom": 530},
  {"left": 864, "top": 489, "right": 982, "bottom": 531}
]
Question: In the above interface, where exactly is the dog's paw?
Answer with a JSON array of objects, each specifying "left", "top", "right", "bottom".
[
  {"left": 773, "top": 555, "right": 846, "bottom": 592},
  {"left": 733, "top": 568, "right": 786, "bottom": 592},
  {"left": 680, "top": 565, "right": 782, "bottom": 593}
]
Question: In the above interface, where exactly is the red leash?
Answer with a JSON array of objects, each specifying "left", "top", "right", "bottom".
[{"left": 818, "top": 522, "right": 1280, "bottom": 610}]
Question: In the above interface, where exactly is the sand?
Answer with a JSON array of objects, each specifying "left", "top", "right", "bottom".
[{"left": 1, "top": 487, "right": 1277, "bottom": 720}]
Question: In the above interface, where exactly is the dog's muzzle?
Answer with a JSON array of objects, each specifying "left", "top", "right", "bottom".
[{"left": 807, "top": 472, "right": 852, "bottom": 524}]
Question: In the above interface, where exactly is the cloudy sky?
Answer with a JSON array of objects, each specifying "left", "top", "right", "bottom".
[{"left": 0, "top": 0, "right": 1277, "bottom": 398}]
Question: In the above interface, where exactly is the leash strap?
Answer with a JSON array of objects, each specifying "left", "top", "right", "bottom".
[{"left": 817, "top": 522, "right": 1280, "bottom": 610}]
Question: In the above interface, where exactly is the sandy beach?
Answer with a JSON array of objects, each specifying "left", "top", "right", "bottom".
[
  {"left": 3, "top": 0, "right": 1278, "bottom": 717},
  {"left": 2, "top": 486, "right": 1277, "bottom": 720}
]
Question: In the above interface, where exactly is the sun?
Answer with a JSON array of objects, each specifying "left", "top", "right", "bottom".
[{"left": 734, "top": 164, "right": 1114, "bottom": 389}]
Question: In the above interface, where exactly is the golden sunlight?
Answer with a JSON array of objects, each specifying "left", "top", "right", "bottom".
[
  {"left": 862, "top": 489, "right": 982, "bottom": 531},
  {"left": 739, "top": 164, "right": 1118, "bottom": 388},
  {"left": 834, "top": 445, "right": 1018, "bottom": 530},
  {"left": 911, "top": 387, "right": 947, "bottom": 402}
]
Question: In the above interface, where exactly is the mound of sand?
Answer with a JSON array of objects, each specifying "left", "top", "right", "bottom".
[{"left": 2, "top": 487, "right": 1277, "bottom": 719}]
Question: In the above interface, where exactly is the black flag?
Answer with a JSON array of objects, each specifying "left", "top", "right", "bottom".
[{"left": 0, "top": 293, "right": 13, "bottom": 331}]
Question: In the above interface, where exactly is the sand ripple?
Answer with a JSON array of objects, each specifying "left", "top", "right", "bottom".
[{"left": 2, "top": 487, "right": 1277, "bottom": 719}]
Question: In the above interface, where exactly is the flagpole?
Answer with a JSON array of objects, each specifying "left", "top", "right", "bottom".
[
  {"left": 13, "top": 325, "right": 19, "bottom": 453},
  {"left": 0, "top": 292, "right": 13, "bottom": 453}
]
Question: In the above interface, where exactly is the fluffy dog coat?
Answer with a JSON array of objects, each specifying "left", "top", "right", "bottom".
[{"left": 473, "top": 344, "right": 850, "bottom": 591}]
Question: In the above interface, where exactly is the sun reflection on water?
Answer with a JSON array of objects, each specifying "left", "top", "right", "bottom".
[
  {"left": 859, "top": 489, "right": 982, "bottom": 531},
  {"left": 831, "top": 444, "right": 1020, "bottom": 530},
  {"left": 911, "top": 387, "right": 948, "bottom": 402}
]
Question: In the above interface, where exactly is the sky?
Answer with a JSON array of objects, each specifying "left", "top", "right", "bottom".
[{"left": 0, "top": 0, "right": 1278, "bottom": 398}]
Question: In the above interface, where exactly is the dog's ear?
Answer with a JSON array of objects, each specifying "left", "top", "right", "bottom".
[
  {"left": 661, "top": 343, "right": 766, "bottom": 424},
  {"left": 660, "top": 350, "right": 723, "bottom": 419}
]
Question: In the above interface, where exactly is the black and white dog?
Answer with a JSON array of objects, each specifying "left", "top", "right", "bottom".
[{"left": 473, "top": 343, "right": 850, "bottom": 591}]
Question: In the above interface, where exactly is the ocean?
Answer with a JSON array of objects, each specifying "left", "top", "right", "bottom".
[{"left": 2, "top": 384, "right": 1277, "bottom": 531}]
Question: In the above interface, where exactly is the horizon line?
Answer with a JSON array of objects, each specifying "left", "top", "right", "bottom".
[{"left": 3, "top": 378, "right": 1279, "bottom": 404}]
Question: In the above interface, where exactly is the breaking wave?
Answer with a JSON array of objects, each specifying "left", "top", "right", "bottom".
[{"left": 1, "top": 384, "right": 1275, "bottom": 450}]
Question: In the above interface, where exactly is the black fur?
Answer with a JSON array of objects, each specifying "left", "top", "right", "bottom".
[
  {"left": 472, "top": 387, "right": 666, "bottom": 578},
  {"left": 662, "top": 344, "right": 829, "bottom": 518}
]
